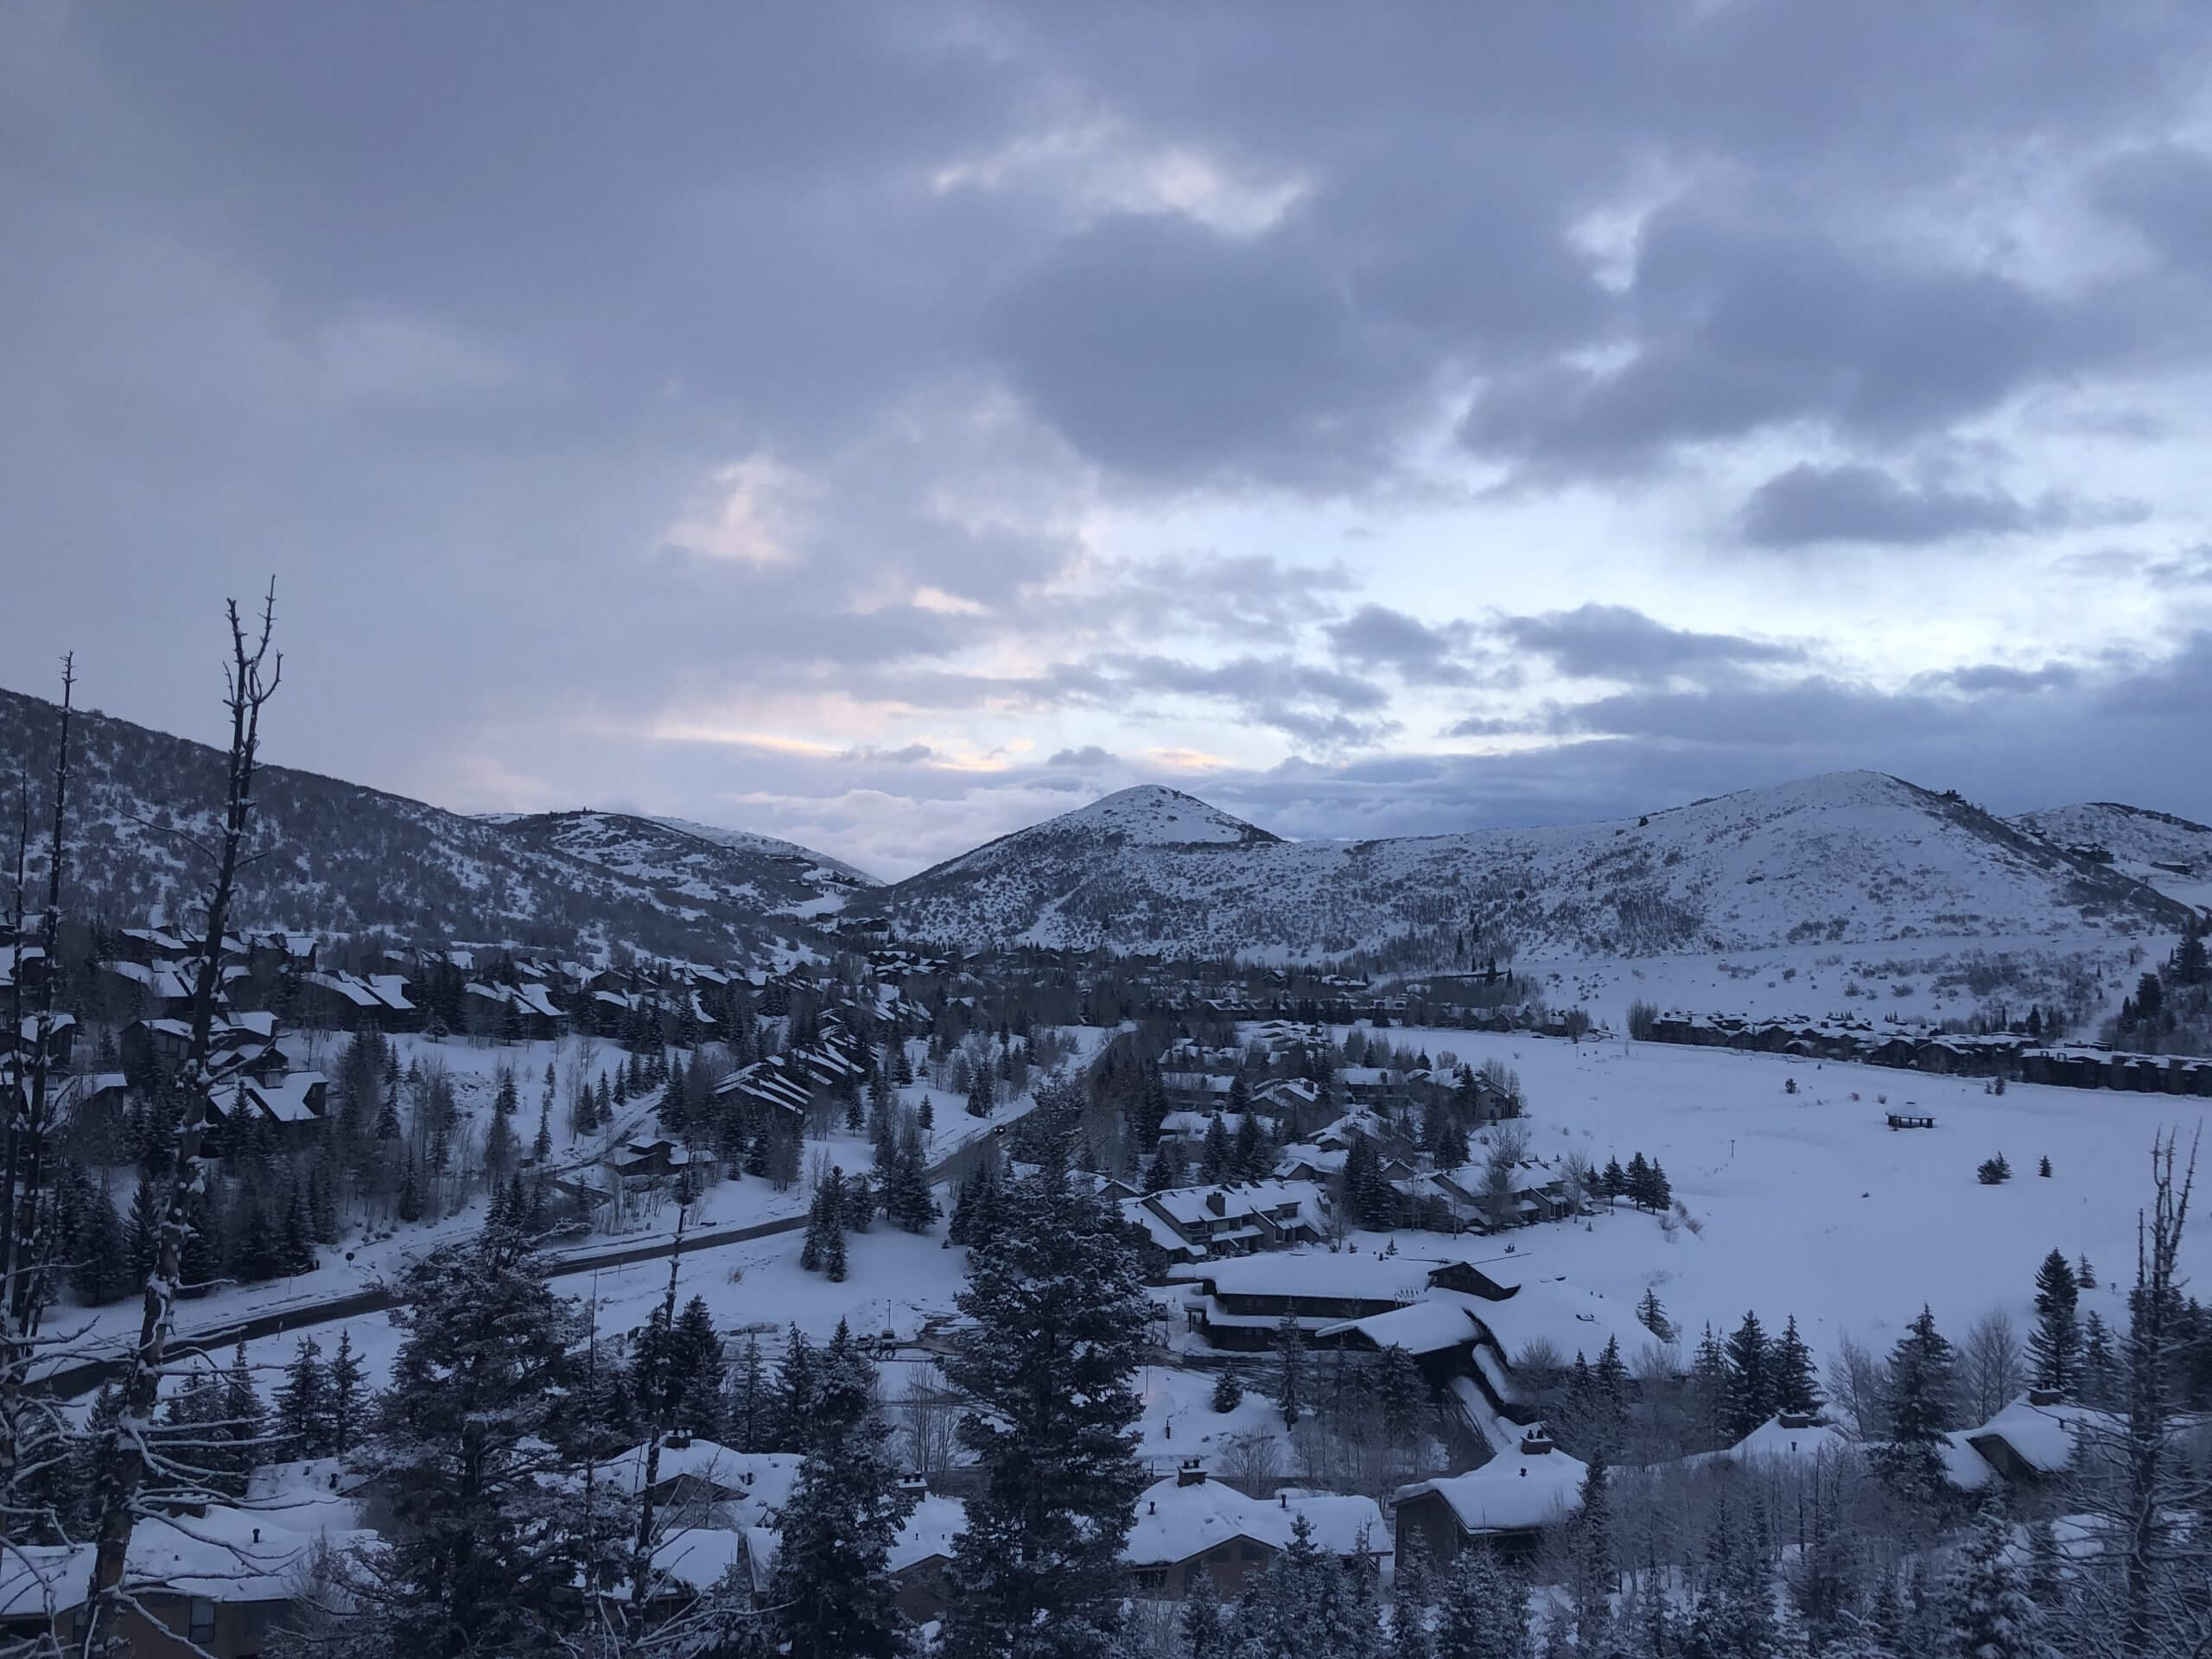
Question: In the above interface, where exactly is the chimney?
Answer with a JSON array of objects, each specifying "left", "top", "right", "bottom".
[
  {"left": 668, "top": 1427, "right": 692, "bottom": 1450},
  {"left": 899, "top": 1472, "right": 929, "bottom": 1497},
  {"left": 1149, "top": 1499, "right": 1157, "bottom": 1515},
  {"left": 1520, "top": 1426, "right": 1554, "bottom": 1456},
  {"left": 1280, "top": 1492, "right": 1287, "bottom": 1508},
  {"left": 1177, "top": 1459, "right": 1208, "bottom": 1488},
  {"left": 2027, "top": 1387, "right": 2064, "bottom": 1408},
  {"left": 1207, "top": 1192, "right": 1227, "bottom": 1216}
]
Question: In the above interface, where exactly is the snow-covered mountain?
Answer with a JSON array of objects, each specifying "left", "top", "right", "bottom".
[
  {"left": 872, "top": 773, "right": 2196, "bottom": 959},
  {"left": 491, "top": 810, "right": 879, "bottom": 918},
  {"left": 0, "top": 685, "right": 849, "bottom": 955},
  {"left": 2010, "top": 801, "right": 2212, "bottom": 912}
]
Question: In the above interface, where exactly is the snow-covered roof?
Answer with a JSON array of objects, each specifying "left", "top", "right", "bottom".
[
  {"left": 0, "top": 1497, "right": 372, "bottom": 1616},
  {"left": 1142, "top": 1179, "right": 1322, "bottom": 1229},
  {"left": 1123, "top": 1475, "right": 1387, "bottom": 1567},
  {"left": 1396, "top": 1443, "right": 1587, "bottom": 1535},
  {"left": 238, "top": 1071, "right": 327, "bottom": 1124},
  {"left": 1457, "top": 1277, "right": 1646, "bottom": 1363},
  {"left": 1689, "top": 1415, "right": 1857, "bottom": 1469},
  {"left": 1964, "top": 1396, "right": 2115, "bottom": 1477},
  {"left": 889, "top": 1494, "right": 969, "bottom": 1572},
  {"left": 1169, "top": 1249, "right": 1427, "bottom": 1304},
  {"left": 652, "top": 1527, "right": 747, "bottom": 1593},
  {"left": 604, "top": 1441, "right": 800, "bottom": 1522},
  {"left": 1317, "top": 1297, "right": 1484, "bottom": 1356}
]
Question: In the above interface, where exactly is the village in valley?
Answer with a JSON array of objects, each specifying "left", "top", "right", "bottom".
[{"left": 5, "top": 773, "right": 2211, "bottom": 1657}]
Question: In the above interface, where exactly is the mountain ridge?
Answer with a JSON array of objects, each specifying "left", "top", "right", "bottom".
[{"left": 868, "top": 768, "right": 2199, "bottom": 959}]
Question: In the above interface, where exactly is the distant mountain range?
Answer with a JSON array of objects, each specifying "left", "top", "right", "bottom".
[
  {"left": 2, "top": 682, "right": 2197, "bottom": 963},
  {"left": 861, "top": 773, "right": 2201, "bottom": 960}
]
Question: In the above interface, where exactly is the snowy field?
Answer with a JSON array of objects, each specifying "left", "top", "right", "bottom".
[
  {"left": 1368, "top": 1022, "right": 2212, "bottom": 1369},
  {"left": 1520, "top": 925, "right": 2158, "bottom": 1033}
]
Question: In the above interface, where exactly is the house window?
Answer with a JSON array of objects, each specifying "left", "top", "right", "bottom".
[{"left": 189, "top": 1598, "right": 216, "bottom": 1643}]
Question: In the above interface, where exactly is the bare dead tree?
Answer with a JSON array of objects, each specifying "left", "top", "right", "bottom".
[
  {"left": 0, "top": 656, "right": 74, "bottom": 1541},
  {"left": 2063, "top": 1128, "right": 2210, "bottom": 1659},
  {"left": 78, "top": 587, "right": 280, "bottom": 1656}
]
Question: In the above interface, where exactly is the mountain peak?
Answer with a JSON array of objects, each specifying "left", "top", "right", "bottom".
[{"left": 1055, "top": 785, "right": 1281, "bottom": 847}]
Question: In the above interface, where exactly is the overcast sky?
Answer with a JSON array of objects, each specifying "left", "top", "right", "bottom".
[{"left": 6, "top": 3, "right": 2211, "bottom": 878}]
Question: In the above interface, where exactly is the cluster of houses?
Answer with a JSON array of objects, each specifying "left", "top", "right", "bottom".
[{"left": 1645, "top": 1011, "right": 2212, "bottom": 1096}]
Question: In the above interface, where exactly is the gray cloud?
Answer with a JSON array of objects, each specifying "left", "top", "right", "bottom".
[
  {"left": 3, "top": 2, "right": 2210, "bottom": 852},
  {"left": 1046, "top": 746, "right": 1118, "bottom": 770},
  {"left": 1739, "top": 462, "right": 2147, "bottom": 550},
  {"left": 1325, "top": 604, "right": 1478, "bottom": 684},
  {"left": 1497, "top": 604, "right": 1803, "bottom": 685}
]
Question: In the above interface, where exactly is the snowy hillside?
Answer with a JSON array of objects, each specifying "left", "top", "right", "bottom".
[
  {"left": 0, "top": 685, "right": 815, "bottom": 956},
  {"left": 2011, "top": 801, "right": 2212, "bottom": 912},
  {"left": 493, "top": 810, "right": 879, "bottom": 918},
  {"left": 873, "top": 772, "right": 2193, "bottom": 961}
]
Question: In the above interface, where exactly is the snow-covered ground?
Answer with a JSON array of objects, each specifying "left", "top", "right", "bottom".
[
  {"left": 1363, "top": 1022, "right": 2212, "bottom": 1367},
  {"left": 54, "top": 1027, "right": 1058, "bottom": 1376}
]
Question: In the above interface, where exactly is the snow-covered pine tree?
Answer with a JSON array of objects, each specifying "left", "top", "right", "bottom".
[
  {"left": 1211, "top": 1368, "right": 1243, "bottom": 1413},
  {"left": 1636, "top": 1286, "right": 1674, "bottom": 1342},
  {"left": 328, "top": 1328, "right": 365, "bottom": 1456},
  {"left": 1943, "top": 1497, "right": 2052, "bottom": 1659},
  {"left": 767, "top": 1319, "right": 916, "bottom": 1659},
  {"left": 1233, "top": 1511, "right": 1382, "bottom": 1658},
  {"left": 1773, "top": 1314, "right": 1822, "bottom": 1416},
  {"left": 1433, "top": 1542, "right": 1531, "bottom": 1659},
  {"left": 275, "top": 1336, "right": 334, "bottom": 1459},
  {"left": 941, "top": 1154, "right": 1148, "bottom": 1659},
  {"left": 1277, "top": 1311, "right": 1308, "bottom": 1428},
  {"left": 359, "top": 1224, "right": 589, "bottom": 1651},
  {"left": 1872, "top": 1305, "right": 1960, "bottom": 1505},
  {"left": 2027, "top": 1249, "right": 2080, "bottom": 1395},
  {"left": 1182, "top": 1559, "right": 1233, "bottom": 1659}
]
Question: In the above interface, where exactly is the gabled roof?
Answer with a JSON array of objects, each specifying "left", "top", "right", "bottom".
[{"left": 1395, "top": 1442, "right": 1586, "bottom": 1535}]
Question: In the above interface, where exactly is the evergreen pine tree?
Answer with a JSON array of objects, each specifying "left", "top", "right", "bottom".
[
  {"left": 1873, "top": 1305, "right": 1961, "bottom": 1504},
  {"left": 220, "top": 1338, "right": 267, "bottom": 1497},
  {"left": 1182, "top": 1560, "right": 1232, "bottom": 1659},
  {"left": 365, "top": 1225, "right": 588, "bottom": 1650},
  {"left": 1635, "top": 1286, "right": 1674, "bottom": 1342},
  {"left": 124, "top": 1174, "right": 162, "bottom": 1288},
  {"left": 533, "top": 1102, "right": 553, "bottom": 1163},
  {"left": 2079, "top": 1310, "right": 2117, "bottom": 1408},
  {"left": 1277, "top": 1312, "right": 1308, "bottom": 1427},
  {"left": 2027, "top": 1249, "right": 2082, "bottom": 1395},
  {"left": 776, "top": 1325, "right": 818, "bottom": 1451},
  {"left": 768, "top": 1321, "right": 917, "bottom": 1659},
  {"left": 1944, "top": 1497, "right": 2053, "bottom": 1659},
  {"left": 1202, "top": 1110, "right": 1232, "bottom": 1180},
  {"left": 1211, "top": 1368, "right": 1243, "bottom": 1414},
  {"left": 1573, "top": 1454, "right": 1616, "bottom": 1651},
  {"left": 1773, "top": 1314, "right": 1822, "bottom": 1415},
  {"left": 71, "top": 1188, "right": 130, "bottom": 1306},
  {"left": 495, "top": 1067, "right": 518, "bottom": 1116},
  {"left": 727, "top": 1334, "right": 772, "bottom": 1452},
  {"left": 329, "top": 1328, "right": 365, "bottom": 1456},
  {"left": 276, "top": 1336, "right": 334, "bottom": 1458},
  {"left": 1390, "top": 1527, "right": 1435, "bottom": 1659},
  {"left": 1725, "top": 1310, "right": 1777, "bottom": 1439},
  {"left": 1433, "top": 1544, "right": 1531, "bottom": 1659},
  {"left": 941, "top": 1155, "right": 1149, "bottom": 1659}
]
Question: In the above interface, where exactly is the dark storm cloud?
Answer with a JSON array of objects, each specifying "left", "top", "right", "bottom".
[{"left": 1496, "top": 605, "right": 1803, "bottom": 685}]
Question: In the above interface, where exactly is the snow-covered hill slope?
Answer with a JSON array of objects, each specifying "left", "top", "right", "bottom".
[
  {"left": 2010, "top": 802, "right": 2212, "bottom": 912},
  {"left": 0, "top": 685, "right": 817, "bottom": 956},
  {"left": 873, "top": 773, "right": 2195, "bottom": 960},
  {"left": 493, "top": 810, "right": 878, "bottom": 918}
]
